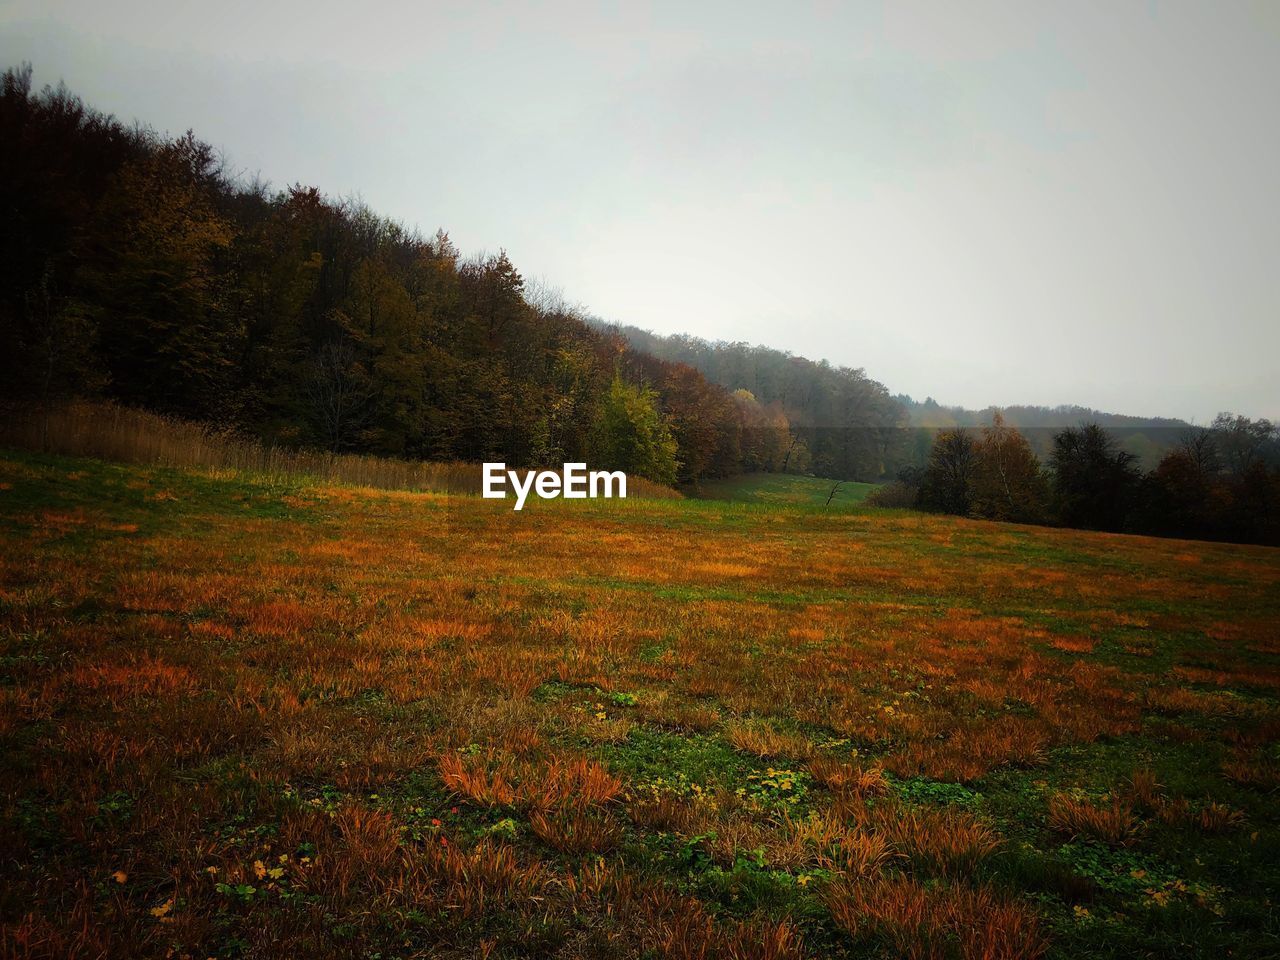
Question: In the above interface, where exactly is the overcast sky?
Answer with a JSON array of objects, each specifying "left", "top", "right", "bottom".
[{"left": 3, "top": 1, "right": 1277, "bottom": 421}]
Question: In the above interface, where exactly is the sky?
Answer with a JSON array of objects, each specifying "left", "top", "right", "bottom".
[{"left": 2, "top": 1, "right": 1277, "bottom": 422}]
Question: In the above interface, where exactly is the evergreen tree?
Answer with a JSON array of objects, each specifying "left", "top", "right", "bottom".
[
  {"left": 1050, "top": 424, "right": 1141, "bottom": 531},
  {"left": 917, "top": 429, "right": 977, "bottom": 515}
]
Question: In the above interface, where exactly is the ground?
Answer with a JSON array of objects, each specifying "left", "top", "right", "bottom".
[
  {"left": 1, "top": 450, "right": 1278, "bottom": 959},
  {"left": 690, "top": 472, "right": 877, "bottom": 509}
]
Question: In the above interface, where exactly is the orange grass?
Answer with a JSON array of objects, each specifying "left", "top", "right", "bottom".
[
  {"left": 725, "top": 720, "right": 814, "bottom": 759},
  {"left": 1, "top": 449, "right": 1278, "bottom": 958},
  {"left": 1047, "top": 795, "right": 1142, "bottom": 847},
  {"left": 1, "top": 401, "right": 682, "bottom": 499},
  {"left": 825, "top": 875, "right": 1048, "bottom": 960}
]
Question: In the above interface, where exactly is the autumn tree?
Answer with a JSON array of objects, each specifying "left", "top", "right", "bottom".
[
  {"left": 0, "top": 65, "right": 135, "bottom": 408},
  {"left": 343, "top": 256, "right": 425, "bottom": 453},
  {"left": 970, "top": 412, "right": 1050, "bottom": 523},
  {"left": 15, "top": 262, "right": 100, "bottom": 441},
  {"left": 733, "top": 389, "right": 792, "bottom": 473},
  {"left": 226, "top": 184, "right": 326, "bottom": 438},
  {"left": 657, "top": 363, "right": 740, "bottom": 483},
  {"left": 608, "top": 322, "right": 909, "bottom": 480}
]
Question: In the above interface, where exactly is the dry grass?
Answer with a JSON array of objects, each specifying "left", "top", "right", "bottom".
[
  {"left": 825, "top": 875, "right": 1048, "bottom": 960},
  {"left": 0, "top": 401, "right": 682, "bottom": 499},
  {"left": 1194, "top": 800, "right": 1248, "bottom": 834},
  {"left": 725, "top": 720, "right": 814, "bottom": 759},
  {"left": 437, "top": 751, "right": 622, "bottom": 812},
  {"left": 1047, "top": 795, "right": 1142, "bottom": 847},
  {"left": 1, "top": 446, "right": 1277, "bottom": 958},
  {"left": 438, "top": 751, "right": 518, "bottom": 807},
  {"left": 627, "top": 791, "right": 695, "bottom": 833},
  {"left": 807, "top": 757, "right": 889, "bottom": 799},
  {"left": 1124, "top": 768, "right": 1163, "bottom": 811},
  {"left": 529, "top": 809, "right": 622, "bottom": 854},
  {"left": 877, "top": 806, "right": 1004, "bottom": 876}
]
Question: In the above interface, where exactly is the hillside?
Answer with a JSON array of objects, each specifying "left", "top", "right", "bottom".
[
  {"left": 598, "top": 321, "right": 908, "bottom": 481},
  {"left": 1, "top": 65, "right": 1215, "bottom": 492},
  {"left": 3, "top": 448, "right": 1278, "bottom": 958},
  {"left": 603, "top": 321, "right": 1196, "bottom": 470},
  {"left": 0, "top": 66, "right": 752, "bottom": 487}
]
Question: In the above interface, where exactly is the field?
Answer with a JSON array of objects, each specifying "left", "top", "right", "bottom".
[
  {"left": 2, "top": 450, "right": 1279, "bottom": 959},
  {"left": 691, "top": 473, "right": 877, "bottom": 510}
]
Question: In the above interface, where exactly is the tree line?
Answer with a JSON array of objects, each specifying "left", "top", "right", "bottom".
[
  {"left": 0, "top": 64, "right": 806, "bottom": 487},
  {"left": 601, "top": 323, "right": 910, "bottom": 481},
  {"left": 898, "top": 395, "right": 1192, "bottom": 468},
  {"left": 875, "top": 413, "right": 1280, "bottom": 546}
]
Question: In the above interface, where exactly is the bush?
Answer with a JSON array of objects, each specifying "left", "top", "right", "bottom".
[{"left": 867, "top": 482, "right": 918, "bottom": 508}]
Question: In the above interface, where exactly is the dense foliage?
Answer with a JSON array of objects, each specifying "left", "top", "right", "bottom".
[{"left": 0, "top": 65, "right": 768, "bottom": 485}]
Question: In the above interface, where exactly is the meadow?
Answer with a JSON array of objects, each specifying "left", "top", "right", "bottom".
[
  {"left": 1, "top": 449, "right": 1278, "bottom": 959},
  {"left": 691, "top": 474, "right": 877, "bottom": 510}
]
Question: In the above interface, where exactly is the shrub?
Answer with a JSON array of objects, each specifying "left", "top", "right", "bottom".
[{"left": 867, "top": 481, "right": 919, "bottom": 508}]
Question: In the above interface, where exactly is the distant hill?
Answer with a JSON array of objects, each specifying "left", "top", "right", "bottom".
[
  {"left": 596, "top": 321, "right": 907, "bottom": 481},
  {"left": 600, "top": 320, "right": 1193, "bottom": 471}
]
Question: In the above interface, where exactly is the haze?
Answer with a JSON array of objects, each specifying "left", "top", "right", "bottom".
[{"left": 3, "top": 0, "right": 1277, "bottom": 422}]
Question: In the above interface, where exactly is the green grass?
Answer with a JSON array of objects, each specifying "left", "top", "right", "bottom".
[{"left": 689, "top": 472, "right": 878, "bottom": 509}]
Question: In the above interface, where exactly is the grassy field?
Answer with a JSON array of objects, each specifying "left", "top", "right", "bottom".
[
  {"left": 691, "top": 473, "right": 878, "bottom": 509},
  {"left": 2, "top": 449, "right": 1278, "bottom": 959}
]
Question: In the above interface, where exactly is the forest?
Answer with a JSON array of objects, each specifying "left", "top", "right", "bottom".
[{"left": 1, "top": 64, "right": 904, "bottom": 489}]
